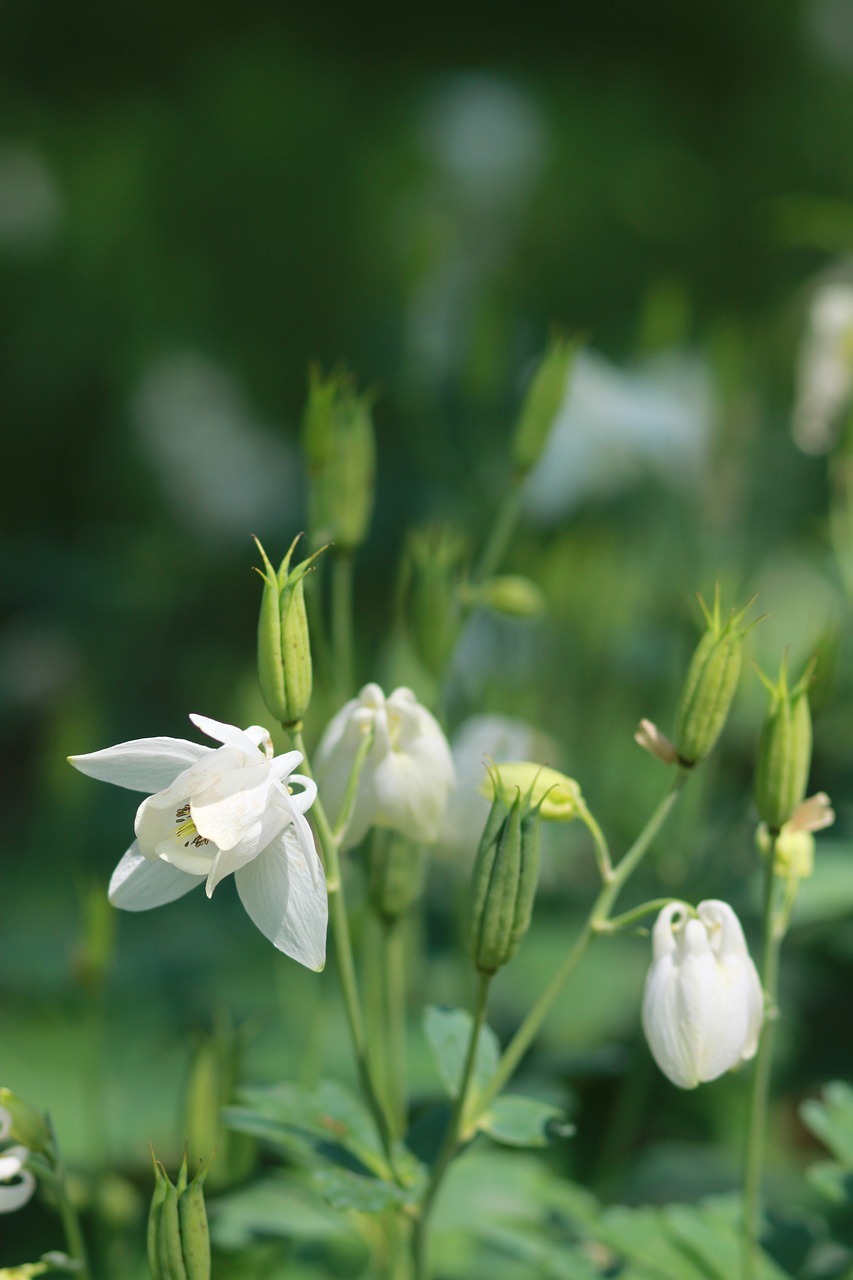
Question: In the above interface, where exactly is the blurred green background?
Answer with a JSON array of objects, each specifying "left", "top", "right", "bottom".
[{"left": 4, "top": 0, "right": 853, "bottom": 1273}]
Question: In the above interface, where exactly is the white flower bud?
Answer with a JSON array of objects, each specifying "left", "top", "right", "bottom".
[
  {"left": 642, "top": 900, "right": 763, "bottom": 1089},
  {"left": 315, "top": 684, "right": 455, "bottom": 848}
]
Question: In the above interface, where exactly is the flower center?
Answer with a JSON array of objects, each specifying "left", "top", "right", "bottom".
[{"left": 174, "top": 802, "right": 210, "bottom": 849}]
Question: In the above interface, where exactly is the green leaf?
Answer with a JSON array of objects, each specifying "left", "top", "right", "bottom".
[
  {"left": 223, "top": 1079, "right": 387, "bottom": 1177},
  {"left": 478, "top": 1096, "right": 574, "bottom": 1148},
  {"left": 423, "top": 1005, "right": 500, "bottom": 1099},
  {"left": 311, "top": 1166, "right": 410, "bottom": 1213},
  {"left": 801, "top": 1081, "right": 853, "bottom": 1170},
  {"left": 209, "top": 1174, "right": 362, "bottom": 1251}
]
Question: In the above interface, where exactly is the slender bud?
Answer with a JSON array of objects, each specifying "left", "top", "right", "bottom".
[
  {"left": 512, "top": 337, "right": 574, "bottom": 477},
  {"left": 468, "top": 771, "right": 543, "bottom": 974},
  {"left": 400, "top": 524, "right": 468, "bottom": 678},
  {"left": 464, "top": 575, "right": 547, "bottom": 619},
  {"left": 254, "top": 535, "right": 319, "bottom": 728},
  {"left": 673, "top": 588, "right": 756, "bottom": 766},
  {"left": 755, "top": 656, "right": 814, "bottom": 832},
  {"left": 367, "top": 832, "right": 428, "bottom": 922},
  {"left": 302, "top": 367, "right": 375, "bottom": 551}
]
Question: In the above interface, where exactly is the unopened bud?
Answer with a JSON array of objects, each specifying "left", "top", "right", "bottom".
[
  {"left": 148, "top": 1150, "right": 211, "bottom": 1280},
  {"left": 756, "top": 822, "right": 815, "bottom": 880},
  {"left": 468, "top": 771, "right": 542, "bottom": 974},
  {"left": 480, "top": 762, "right": 581, "bottom": 822},
  {"left": 255, "top": 535, "right": 318, "bottom": 728},
  {"left": 0, "top": 1089, "right": 50, "bottom": 1155},
  {"left": 755, "top": 656, "right": 814, "bottom": 832},
  {"left": 634, "top": 719, "right": 678, "bottom": 766},
  {"left": 512, "top": 337, "right": 574, "bottom": 477},
  {"left": 674, "top": 589, "right": 756, "bottom": 766},
  {"left": 466, "top": 576, "right": 547, "bottom": 619},
  {"left": 367, "top": 832, "right": 428, "bottom": 922},
  {"left": 400, "top": 525, "right": 468, "bottom": 677},
  {"left": 302, "top": 367, "right": 375, "bottom": 551}
]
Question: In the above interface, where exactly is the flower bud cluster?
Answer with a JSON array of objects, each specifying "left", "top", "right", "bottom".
[
  {"left": 302, "top": 368, "right": 375, "bottom": 552},
  {"left": 673, "top": 590, "right": 755, "bottom": 766},
  {"left": 148, "top": 1151, "right": 211, "bottom": 1280}
]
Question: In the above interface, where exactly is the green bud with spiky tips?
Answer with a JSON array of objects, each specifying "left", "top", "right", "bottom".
[
  {"left": 468, "top": 768, "right": 543, "bottom": 975},
  {"left": 673, "top": 588, "right": 758, "bottom": 766},
  {"left": 367, "top": 832, "right": 428, "bottom": 923},
  {"left": 755, "top": 655, "right": 815, "bottom": 833},
  {"left": 255, "top": 535, "right": 323, "bottom": 730},
  {"left": 0, "top": 1090, "right": 50, "bottom": 1155},
  {"left": 400, "top": 523, "right": 468, "bottom": 678},
  {"left": 178, "top": 1158, "right": 212, "bottom": 1280},
  {"left": 148, "top": 1150, "right": 212, "bottom": 1280},
  {"left": 512, "top": 336, "right": 574, "bottom": 477}
]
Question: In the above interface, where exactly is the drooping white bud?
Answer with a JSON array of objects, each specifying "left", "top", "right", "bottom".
[{"left": 642, "top": 900, "right": 764, "bottom": 1089}]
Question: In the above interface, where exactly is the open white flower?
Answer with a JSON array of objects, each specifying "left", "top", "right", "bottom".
[
  {"left": 0, "top": 1107, "right": 35, "bottom": 1215},
  {"left": 315, "top": 684, "right": 455, "bottom": 848},
  {"left": 642, "top": 900, "right": 763, "bottom": 1089},
  {"left": 69, "top": 714, "right": 327, "bottom": 970}
]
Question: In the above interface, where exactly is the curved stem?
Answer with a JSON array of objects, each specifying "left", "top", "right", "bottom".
[
  {"left": 741, "top": 843, "right": 786, "bottom": 1280},
  {"left": 43, "top": 1123, "right": 91, "bottom": 1280},
  {"left": 472, "top": 769, "right": 688, "bottom": 1122},
  {"left": 290, "top": 727, "right": 398, "bottom": 1176},
  {"left": 473, "top": 481, "right": 525, "bottom": 584},
  {"left": 413, "top": 973, "right": 492, "bottom": 1280}
]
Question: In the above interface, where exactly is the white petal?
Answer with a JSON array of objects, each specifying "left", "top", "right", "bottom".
[
  {"left": 235, "top": 829, "right": 328, "bottom": 970},
  {"left": 192, "top": 767, "right": 274, "bottom": 851},
  {"left": 0, "top": 1159, "right": 35, "bottom": 1214},
  {"left": 68, "top": 737, "right": 210, "bottom": 793},
  {"left": 108, "top": 843, "right": 206, "bottom": 911},
  {"left": 0, "top": 1107, "right": 10, "bottom": 1142},
  {"left": 189, "top": 713, "right": 270, "bottom": 757},
  {"left": 0, "top": 1146, "right": 28, "bottom": 1180}
]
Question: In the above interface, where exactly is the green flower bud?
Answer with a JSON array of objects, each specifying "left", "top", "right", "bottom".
[
  {"left": 480, "top": 762, "right": 581, "bottom": 822},
  {"left": 148, "top": 1152, "right": 211, "bottom": 1280},
  {"left": 255, "top": 535, "right": 319, "bottom": 729},
  {"left": 465, "top": 576, "right": 547, "bottom": 619},
  {"left": 302, "top": 367, "right": 375, "bottom": 551},
  {"left": 755, "top": 656, "right": 814, "bottom": 832},
  {"left": 0, "top": 1089, "right": 50, "bottom": 1155},
  {"left": 400, "top": 524, "right": 468, "bottom": 677},
  {"left": 512, "top": 337, "right": 574, "bottom": 477},
  {"left": 367, "top": 832, "right": 428, "bottom": 922},
  {"left": 468, "top": 772, "right": 543, "bottom": 975},
  {"left": 673, "top": 589, "right": 756, "bottom": 766},
  {"left": 756, "top": 822, "right": 815, "bottom": 880}
]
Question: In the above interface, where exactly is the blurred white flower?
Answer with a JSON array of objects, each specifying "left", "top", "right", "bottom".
[
  {"left": 69, "top": 714, "right": 326, "bottom": 970},
  {"left": 0, "top": 1107, "right": 35, "bottom": 1215},
  {"left": 792, "top": 283, "right": 853, "bottom": 454},
  {"left": 642, "top": 900, "right": 763, "bottom": 1089},
  {"left": 525, "top": 348, "right": 710, "bottom": 521},
  {"left": 0, "top": 143, "right": 62, "bottom": 253},
  {"left": 316, "top": 684, "right": 455, "bottom": 848}
]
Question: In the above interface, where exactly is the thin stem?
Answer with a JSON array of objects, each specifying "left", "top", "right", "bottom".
[
  {"left": 741, "top": 844, "right": 786, "bottom": 1280},
  {"left": 577, "top": 800, "right": 613, "bottom": 881},
  {"left": 290, "top": 727, "right": 398, "bottom": 1176},
  {"left": 43, "top": 1122, "right": 91, "bottom": 1280},
  {"left": 472, "top": 769, "right": 689, "bottom": 1122},
  {"left": 596, "top": 897, "right": 682, "bottom": 934},
  {"left": 413, "top": 973, "right": 492, "bottom": 1280},
  {"left": 384, "top": 917, "right": 408, "bottom": 1141},
  {"left": 472, "top": 481, "right": 525, "bottom": 584},
  {"left": 331, "top": 551, "right": 355, "bottom": 698}
]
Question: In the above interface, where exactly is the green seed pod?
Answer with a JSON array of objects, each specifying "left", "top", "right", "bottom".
[
  {"left": 468, "top": 775, "right": 543, "bottom": 974},
  {"left": 468, "top": 575, "right": 547, "bottom": 620},
  {"left": 255, "top": 535, "right": 320, "bottom": 729},
  {"left": 156, "top": 1164, "right": 188, "bottom": 1280},
  {"left": 147, "top": 1159, "right": 168, "bottom": 1280},
  {"left": 755, "top": 657, "right": 814, "bottom": 832},
  {"left": 367, "top": 832, "right": 428, "bottom": 922},
  {"left": 302, "top": 366, "right": 376, "bottom": 551},
  {"left": 178, "top": 1161, "right": 211, "bottom": 1280},
  {"left": 673, "top": 590, "right": 756, "bottom": 766},
  {"left": 512, "top": 337, "right": 574, "bottom": 477}
]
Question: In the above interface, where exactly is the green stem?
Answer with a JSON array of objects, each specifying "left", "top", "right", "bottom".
[
  {"left": 290, "top": 728, "right": 398, "bottom": 1176},
  {"left": 413, "top": 973, "right": 492, "bottom": 1280},
  {"left": 741, "top": 844, "right": 786, "bottom": 1280},
  {"left": 472, "top": 769, "right": 688, "bottom": 1122},
  {"left": 384, "top": 917, "right": 408, "bottom": 1141},
  {"left": 473, "top": 481, "right": 525, "bottom": 584},
  {"left": 44, "top": 1124, "right": 91, "bottom": 1280},
  {"left": 331, "top": 551, "right": 355, "bottom": 697},
  {"left": 577, "top": 800, "right": 613, "bottom": 880}
]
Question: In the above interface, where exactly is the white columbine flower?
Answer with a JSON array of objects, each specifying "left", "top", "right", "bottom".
[
  {"left": 0, "top": 1107, "right": 35, "bottom": 1215},
  {"left": 642, "top": 899, "right": 763, "bottom": 1089},
  {"left": 315, "top": 683, "right": 455, "bottom": 848},
  {"left": 69, "top": 714, "right": 327, "bottom": 971}
]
